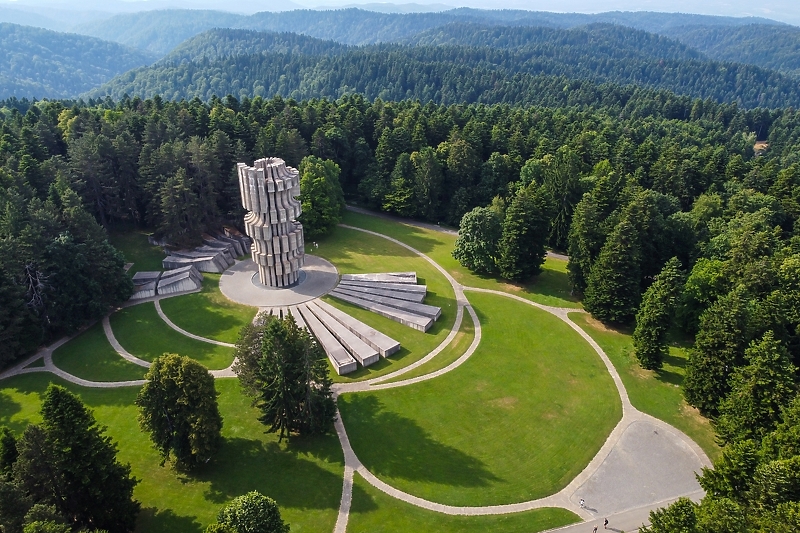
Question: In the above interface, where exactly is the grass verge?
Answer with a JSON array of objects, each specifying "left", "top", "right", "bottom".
[
  {"left": 569, "top": 312, "right": 720, "bottom": 460},
  {"left": 314, "top": 226, "right": 457, "bottom": 382},
  {"left": 0, "top": 374, "right": 343, "bottom": 533},
  {"left": 109, "top": 229, "right": 165, "bottom": 276},
  {"left": 159, "top": 274, "right": 258, "bottom": 344},
  {"left": 110, "top": 303, "right": 234, "bottom": 370},
  {"left": 341, "top": 210, "right": 580, "bottom": 309},
  {"left": 338, "top": 292, "right": 621, "bottom": 506},
  {"left": 51, "top": 322, "right": 147, "bottom": 382},
  {"left": 348, "top": 474, "right": 580, "bottom": 533}
]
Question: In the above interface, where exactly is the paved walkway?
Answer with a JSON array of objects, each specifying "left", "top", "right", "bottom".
[{"left": 0, "top": 224, "right": 711, "bottom": 533}]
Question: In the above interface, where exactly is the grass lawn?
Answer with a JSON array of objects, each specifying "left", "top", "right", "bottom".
[
  {"left": 569, "top": 313, "right": 720, "bottom": 460},
  {"left": 348, "top": 474, "right": 580, "bottom": 533},
  {"left": 381, "top": 307, "right": 476, "bottom": 384},
  {"left": 110, "top": 303, "right": 235, "bottom": 370},
  {"left": 315, "top": 226, "right": 457, "bottom": 382},
  {"left": 51, "top": 322, "right": 147, "bottom": 382},
  {"left": 159, "top": 274, "right": 258, "bottom": 344},
  {"left": 109, "top": 229, "right": 165, "bottom": 276},
  {"left": 341, "top": 211, "right": 581, "bottom": 309},
  {"left": 0, "top": 374, "right": 343, "bottom": 533},
  {"left": 338, "top": 292, "right": 621, "bottom": 506}
]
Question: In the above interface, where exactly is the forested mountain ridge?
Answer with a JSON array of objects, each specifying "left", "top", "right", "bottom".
[
  {"left": 0, "top": 23, "right": 157, "bottom": 99},
  {"left": 71, "top": 7, "right": 783, "bottom": 55},
  {"left": 161, "top": 29, "right": 351, "bottom": 64},
  {"left": 404, "top": 22, "right": 704, "bottom": 61},
  {"left": 89, "top": 32, "right": 800, "bottom": 109},
  {"left": 663, "top": 24, "right": 800, "bottom": 77}
]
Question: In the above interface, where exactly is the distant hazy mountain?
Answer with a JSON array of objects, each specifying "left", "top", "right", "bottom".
[
  {"left": 0, "top": 23, "right": 158, "bottom": 99},
  {"left": 663, "top": 24, "right": 800, "bottom": 77}
]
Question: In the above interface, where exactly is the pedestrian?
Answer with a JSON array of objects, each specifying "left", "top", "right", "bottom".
[
  {"left": 592, "top": 527, "right": 597, "bottom": 533},
  {"left": 604, "top": 518, "right": 608, "bottom": 529},
  {"left": 579, "top": 498, "right": 585, "bottom": 508}
]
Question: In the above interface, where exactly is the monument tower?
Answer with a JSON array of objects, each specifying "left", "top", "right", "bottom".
[{"left": 237, "top": 157, "right": 305, "bottom": 287}]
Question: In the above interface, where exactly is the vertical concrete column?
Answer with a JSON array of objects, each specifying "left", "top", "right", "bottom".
[{"left": 238, "top": 157, "right": 305, "bottom": 287}]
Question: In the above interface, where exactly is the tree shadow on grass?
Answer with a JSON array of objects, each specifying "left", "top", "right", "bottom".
[
  {"left": 339, "top": 395, "right": 501, "bottom": 488},
  {"left": 136, "top": 507, "right": 203, "bottom": 533},
  {"left": 194, "top": 435, "right": 343, "bottom": 511},
  {"left": 0, "top": 391, "right": 24, "bottom": 433}
]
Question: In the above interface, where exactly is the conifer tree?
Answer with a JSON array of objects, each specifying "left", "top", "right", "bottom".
[
  {"left": 497, "top": 182, "right": 553, "bottom": 281},
  {"left": 633, "top": 257, "right": 685, "bottom": 370}
]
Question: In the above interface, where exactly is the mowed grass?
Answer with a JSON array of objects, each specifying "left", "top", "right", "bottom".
[
  {"left": 348, "top": 474, "right": 580, "bottom": 533},
  {"left": 51, "top": 322, "right": 147, "bottom": 382},
  {"left": 110, "top": 303, "right": 235, "bottom": 370},
  {"left": 382, "top": 307, "right": 476, "bottom": 384},
  {"left": 0, "top": 373, "right": 343, "bottom": 533},
  {"left": 159, "top": 274, "right": 258, "bottom": 344},
  {"left": 109, "top": 229, "right": 165, "bottom": 276},
  {"left": 315, "top": 226, "right": 457, "bottom": 382},
  {"left": 341, "top": 210, "right": 581, "bottom": 308},
  {"left": 338, "top": 292, "right": 621, "bottom": 506},
  {"left": 569, "top": 313, "right": 720, "bottom": 460}
]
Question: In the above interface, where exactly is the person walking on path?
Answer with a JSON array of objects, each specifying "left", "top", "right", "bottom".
[
  {"left": 593, "top": 527, "right": 598, "bottom": 533},
  {"left": 580, "top": 498, "right": 585, "bottom": 509},
  {"left": 603, "top": 518, "right": 609, "bottom": 529}
]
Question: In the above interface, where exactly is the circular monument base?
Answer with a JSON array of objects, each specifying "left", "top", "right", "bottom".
[{"left": 219, "top": 255, "right": 339, "bottom": 307}]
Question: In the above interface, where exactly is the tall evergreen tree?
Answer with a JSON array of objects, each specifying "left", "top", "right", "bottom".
[
  {"left": 497, "top": 182, "right": 553, "bottom": 281},
  {"left": 583, "top": 214, "right": 642, "bottom": 325},
  {"left": 233, "top": 314, "right": 335, "bottom": 442},
  {"left": 632, "top": 257, "right": 685, "bottom": 370}
]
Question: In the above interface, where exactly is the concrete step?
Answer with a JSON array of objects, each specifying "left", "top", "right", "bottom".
[
  {"left": 311, "top": 299, "right": 400, "bottom": 357},
  {"left": 304, "top": 304, "right": 380, "bottom": 367},
  {"left": 296, "top": 305, "right": 357, "bottom": 375},
  {"left": 339, "top": 280, "right": 427, "bottom": 294},
  {"left": 341, "top": 272, "right": 417, "bottom": 284},
  {"left": 334, "top": 283, "right": 425, "bottom": 303},
  {"left": 329, "top": 290, "right": 433, "bottom": 332},
  {"left": 332, "top": 287, "right": 441, "bottom": 319}
]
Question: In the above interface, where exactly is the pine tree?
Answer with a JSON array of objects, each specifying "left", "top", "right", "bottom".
[
  {"left": 136, "top": 354, "right": 223, "bottom": 469},
  {"left": 233, "top": 314, "right": 335, "bottom": 441},
  {"left": 583, "top": 215, "right": 642, "bottom": 325},
  {"left": 497, "top": 182, "right": 553, "bottom": 281},
  {"left": 715, "top": 332, "right": 797, "bottom": 444},
  {"left": 632, "top": 257, "right": 685, "bottom": 370}
]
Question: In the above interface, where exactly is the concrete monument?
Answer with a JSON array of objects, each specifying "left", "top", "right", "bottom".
[{"left": 237, "top": 157, "right": 305, "bottom": 287}]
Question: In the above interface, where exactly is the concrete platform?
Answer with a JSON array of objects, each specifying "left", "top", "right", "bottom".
[
  {"left": 310, "top": 300, "right": 400, "bottom": 357},
  {"left": 158, "top": 265, "right": 203, "bottom": 295},
  {"left": 341, "top": 272, "right": 417, "bottom": 284},
  {"left": 304, "top": 303, "right": 380, "bottom": 367},
  {"left": 287, "top": 306, "right": 309, "bottom": 330},
  {"left": 334, "top": 283, "right": 426, "bottom": 303},
  {"left": 339, "top": 280, "right": 427, "bottom": 294},
  {"left": 219, "top": 255, "right": 339, "bottom": 307},
  {"left": 332, "top": 287, "right": 441, "bottom": 319},
  {"left": 329, "top": 290, "right": 433, "bottom": 332},
  {"left": 296, "top": 305, "right": 357, "bottom": 375}
]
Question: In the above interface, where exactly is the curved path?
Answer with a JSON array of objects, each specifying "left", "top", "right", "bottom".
[{"left": 0, "top": 225, "right": 711, "bottom": 533}]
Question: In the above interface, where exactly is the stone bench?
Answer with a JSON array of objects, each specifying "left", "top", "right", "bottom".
[{"left": 311, "top": 300, "right": 400, "bottom": 357}]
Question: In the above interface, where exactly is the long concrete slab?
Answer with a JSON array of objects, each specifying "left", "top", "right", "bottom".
[
  {"left": 287, "top": 306, "right": 308, "bottom": 330},
  {"left": 332, "top": 287, "right": 441, "bottom": 319},
  {"left": 297, "top": 305, "right": 358, "bottom": 375},
  {"left": 304, "top": 304, "right": 380, "bottom": 367},
  {"left": 329, "top": 290, "right": 433, "bottom": 332},
  {"left": 341, "top": 272, "right": 417, "bottom": 284},
  {"left": 339, "top": 280, "right": 427, "bottom": 294},
  {"left": 311, "top": 300, "right": 400, "bottom": 357},
  {"left": 334, "top": 283, "right": 425, "bottom": 303}
]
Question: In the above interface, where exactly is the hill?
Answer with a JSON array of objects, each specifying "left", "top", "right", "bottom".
[
  {"left": 72, "top": 8, "right": 783, "bottom": 55},
  {"left": 0, "top": 23, "right": 158, "bottom": 99},
  {"left": 88, "top": 28, "right": 800, "bottom": 108},
  {"left": 663, "top": 23, "right": 800, "bottom": 77}
]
